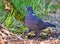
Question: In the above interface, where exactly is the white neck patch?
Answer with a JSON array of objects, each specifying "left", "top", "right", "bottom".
[{"left": 32, "top": 13, "right": 35, "bottom": 16}]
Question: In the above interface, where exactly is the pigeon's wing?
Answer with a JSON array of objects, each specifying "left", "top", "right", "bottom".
[
  {"left": 31, "top": 13, "right": 46, "bottom": 29},
  {"left": 35, "top": 18, "right": 46, "bottom": 29}
]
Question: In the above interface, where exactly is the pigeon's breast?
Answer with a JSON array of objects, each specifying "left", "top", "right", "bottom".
[{"left": 25, "top": 14, "right": 36, "bottom": 28}]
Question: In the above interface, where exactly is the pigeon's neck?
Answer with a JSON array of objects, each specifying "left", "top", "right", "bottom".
[
  {"left": 28, "top": 11, "right": 33, "bottom": 14},
  {"left": 27, "top": 11, "right": 35, "bottom": 16}
]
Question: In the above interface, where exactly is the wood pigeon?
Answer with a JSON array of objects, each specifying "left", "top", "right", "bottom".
[{"left": 25, "top": 6, "right": 56, "bottom": 37}]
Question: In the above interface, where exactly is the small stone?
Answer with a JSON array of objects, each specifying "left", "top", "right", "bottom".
[{"left": 49, "top": 37, "right": 53, "bottom": 40}]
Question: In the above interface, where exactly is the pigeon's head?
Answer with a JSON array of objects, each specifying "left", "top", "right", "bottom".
[{"left": 26, "top": 6, "right": 33, "bottom": 11}]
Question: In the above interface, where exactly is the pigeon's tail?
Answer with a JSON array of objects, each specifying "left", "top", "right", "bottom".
[
  {"left": 50, "top": 24, "right": 56, "bottom": 27},
  {"left": 45, "top": 22, "right": 56, "bottom": 27}
]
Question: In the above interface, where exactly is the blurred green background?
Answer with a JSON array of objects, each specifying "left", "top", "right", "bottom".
[{"left": 0, "top": 0, "right": 60, "bottom": 34}]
